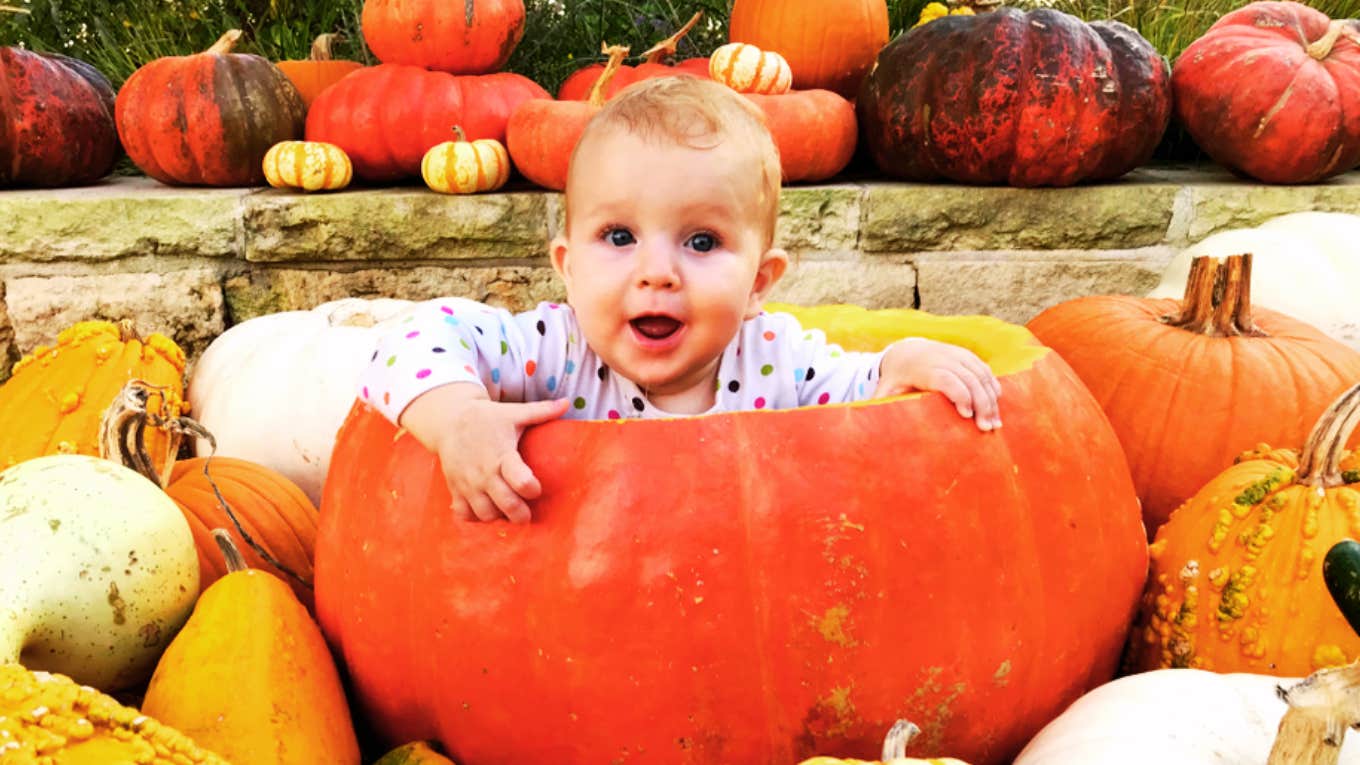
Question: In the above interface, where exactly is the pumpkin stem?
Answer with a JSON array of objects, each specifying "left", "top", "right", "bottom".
[
  {"left": 641, "top": 11, "right": 703, "bottom": 64},
  {"left": 588, "top": 43, "right": 631, "bottom": 107},
  {"left": 1267, "top": 661, "right": 1360, "bottom": 765},
  {"left": 881, "top": 719, "right": 921, "bottom": 759},
  {"left": 310, "top": 33, "right": 342, "bottom": 61},
  {"left": 1160, "top": 254, "right": 1267, "bottom": 337},
  {"left": 0, "top": 5, "right": 33, "bottom": 14},
  {"left": 211, "top": 528, "right": 250, "bottom": 574},
  {"left": 1297, "top": 383, "right": 1360, "bottom": 488},
  {"left": 452, "top": 125, "right": 468, "bottom": 143},
  {"left": 1307, "top": 20, "right": 1348, "bottom": 61},
  {"left": 97, "top": 381, "right": 314, "bottom": 592},
  {"left": 115, "top": 318, "right": 140, "bottom": 343},
  {"left": 207, "top": 29, "right": 243, "bottom": 55}
]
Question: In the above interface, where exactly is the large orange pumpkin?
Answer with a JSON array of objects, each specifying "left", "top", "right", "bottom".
[
  {"left": 1124, "top": 383, "right": 1360, "bottom": 677},
  {"left": 361, "top": 0, "right": 524, "bottom": 74},
  {"left": 275, "top": 34, "right": 363, "bottom": 111},
  {"left": 728, "top": 0, "right": 888, "bottom": 98},
  {"left": 315, "top": 305, "right": 1148, "bottom": 765},
  {"left": 1028, "top": 254, "right": 1360, "bottom": 537}
]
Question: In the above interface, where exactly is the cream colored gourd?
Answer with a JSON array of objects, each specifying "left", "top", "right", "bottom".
[
  {"left": 709, "top": 42, "right": 793, "bottom": 94},
  {"left": 0, "top": 454, "right": 199, "bottom": 691},
  {"left": 1013, "top": 668, "right": 1360, "bottom": 764},
  {"left": 187, "top": 297, "right": 416, "bottom": 503},
  {"left": 1149, "top": 211, "right": 1360, "bottom": 350}
]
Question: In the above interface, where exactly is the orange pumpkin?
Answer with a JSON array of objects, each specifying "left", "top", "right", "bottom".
[
  {"left": 506, "top": 43, "right": 629, "bottom": 191},
  {"left": 1028, "top": 254, "right": 1360, "bottom": 537},
  {"left": 275, "top": 34, "right": 363, "bottom": 111},
  {"left": 361, "top": 0, "right": 524, "bottom": 75},
  {"left": 749, "top": 88, "right": 857, "bottom": 182},
  {"left": 0, "top": 320, "right": 185, "bottom": 473},
  {"left": 315, "top": 305, "right": 1147, "bottom": 765},
  {"left": 556, "top": 12, "right": 710, "bottom": 100},
  {"left": 1124, "top": 383, "right": 1360, "bottom": 677},
  {"left": 729, "top": 0, "right": 889, "bottom": 98}
]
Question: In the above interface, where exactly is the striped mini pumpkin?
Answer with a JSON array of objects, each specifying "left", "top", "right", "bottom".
[
  {"left": 262, "top": 140, "right": 352, "bottom": 191},
  {"left": 421, "top": 125, "right": 511, "bottom": 194},
  {"left": 709, "top": 42, "right": 793, "bottom": 95}
]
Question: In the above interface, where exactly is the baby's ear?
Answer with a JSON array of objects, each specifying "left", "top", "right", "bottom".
[
  {"left": 549, "top": 236, "right": 571, "bottom": 284},
  {"left": 746, "top": 247, "right": 789, "bottom": 319}
]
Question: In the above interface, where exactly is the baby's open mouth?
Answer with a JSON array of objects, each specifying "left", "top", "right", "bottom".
[{"left": 630, "top": 315, "right": 683, "bottom": 340}]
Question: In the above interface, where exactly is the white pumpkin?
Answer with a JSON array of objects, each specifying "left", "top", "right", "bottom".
[
  {"left": 0, "top": 454, "right": 199, "bottom": 691},
  {"left": 187, "top": 297, "right": 417, "bottom": 504},
  {"left": 1014, "top": 668, "right": 1360, "bottom": 764},
  {"left": 1150, "top": 212, "right": 1360, "bottom": 351}
]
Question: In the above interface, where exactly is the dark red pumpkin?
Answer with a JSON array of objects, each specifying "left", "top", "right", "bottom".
[
  {"left": 315, "top": 306, "right": 1148, "bottom": 765},
  {"left": 362, "top": 0, "right": 525, "bottom": 75},
  {"left": 556, "top": 12, "right": 711, "bottom": 101},
  {"left": 1173, "top": 2, "right": 1360, "bottom": 183},
  {"left": 115, "top": 30, "right": 305, "bottom": 186},
  {"left": 858, "top": 8, "right": 1170, "bottom": 187},
  {"left": 306, "top": 64, "right": 549, "bottom": 182},
  {"left": 0, "top": 47, "right": 118, "bottom": 187}
]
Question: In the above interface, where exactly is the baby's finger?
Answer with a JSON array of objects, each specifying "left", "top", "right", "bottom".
[
  {"left": 955, "top": 368, "right": 997, "bottom": 431},
  {"left": 501, "top": 452, "right": 543, "bottom": 500},
  {"left": 507, "top": 397, "right": 571, "bottom": 428},
  {"left": 450, "top": 494, "right": 476, "bottom": 522},
  {"left": 929, "top": 369, "right": 973, "bottom": 418},
  {"left": 466, "top": 491, "right": 504, "bottom": 523},
  {"left": 486, "top": 477, "right": 532, "bottom": 525},
  {"left": 956, "top": 352, "right": 1001, "bottom": 399}
]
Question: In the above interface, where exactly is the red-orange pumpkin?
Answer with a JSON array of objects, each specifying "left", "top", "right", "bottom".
[
  {"left": 556, "top": 12, "right": 711, "bottom": 101},
  {"left": 315, "top": 306, "right": 1147, "bottom": 765},
  {"left": 728, "top": 0, "right": 888, "bottom": 98},
  {"left": 306, "top": 65, "right": 549, "bottom": 181},
  {"left": 1173, "top": 2, "right": 1360, "bottom": 184},
  {"left": 1, "top": 47, "right": 118, "bottom": 187},
  {"left": 1027, "top": 254, "right": 1360, "bottom": 537},
  {"left": 361, "top": 0, "right": 525, "bottom": 75},
  {"left": 115, "top": 30, "right": 305, "bottom": 186}
]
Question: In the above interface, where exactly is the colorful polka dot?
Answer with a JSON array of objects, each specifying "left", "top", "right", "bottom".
[
  {"left": 416, "top": 369, "right": 431, "bottom": 379},
  {"left": 474, "top": 325, "right": 483, "bottom": 335},
  {"left": 500, "top": 340, "right": 509, "bottom": 354},
  {"left": 443, "top": 315, "right": 459, "bottom": 326},
  {"left": 525, "top": 360, "right": 537, "bottom": 376},
  {"left": 433, "top": 346, "right": 446, "bottom": 353},
  {"left": 386, "top": 355, "right": 397, "bottom": 367},
  {"left": 383, "top": 392, "right": 391, "bottom": 405},
  {"left": 806, "top": 367, "right": 816, "bottom": 381},
  {"left": 549, "top": 303, "right": 560, "bottom": 309},
  {"left": 440, "top": 305, "right": 454, "bottom": 314},
  {"left": 632, "top": 397, "right": 645, "bottom": 411},
  {"left": 362, "top": 386, "right": 369, "bottom": 399},
  {"left": 608, "top": 410, "right": 621, "bottom": 419},
  {"left": 405, "top": 330, "right": 420, "bottom": 339},
  {"left": 491, "top": 369, "right": 501, "bottom": 383},
  {"left": 547, "top": 375, "right": 558, "bottom": 392},
  {"left": 754, "top": 396, "right": 766, "bottom": 409},
  {"left": 465, "top": 365, "right": 476, "bottom": 375},
  {"left": 536, "top": 320, "right": 546, "bottom": 335},
  {"left": 794, "top": 368, "right": 805, "bottom": 382},
  {"left": 760, "top": 364, "right": 774, "bottom": 376},
  {"left": 831, "top": 350, "right": 841, "bottom": 358},
  {"left": 564, "top": 360, "right": 576, "bottom": 374},
  {"left": 460, "top": 339, "right": 471, "bottom": 350},
  {"left": 598, "top": 365, "right": 609, "bottom": 381},
  {"left": 763, "top": 330, "right": 776, "bottom": 341},
  {"left": 728, "top": 380, "right": 740, "bottom": 393},
  {"left": 573, "top": 396, "right": 587, "bottom": 409},
  {"left": 857, "top": 383, "right": 865, "bottom": 397},
  {"left": 818, "top": 392, "right": 831, "bottom": 405},
  {"left": 370, "top": 351, "right": 378, "bottom": 362}
]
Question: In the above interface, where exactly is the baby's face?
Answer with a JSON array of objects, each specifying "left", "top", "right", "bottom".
[{"left": 551, "top": 128, "right": 785, "bottom": 409}]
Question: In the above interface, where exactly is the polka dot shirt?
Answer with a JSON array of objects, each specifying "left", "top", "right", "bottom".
[{"left": 360, "top": 298, "right": 886, "bottom": 422}]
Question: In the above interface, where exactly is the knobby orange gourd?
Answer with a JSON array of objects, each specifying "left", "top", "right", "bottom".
[
  {"left": 1124, "top": 383, "right": 1360, "bottom": 677},
  {"left": 1028, "top": 254, "right": 1360, "bottom": 537},
  {"left": 315, "top": 304, "right": 1148, "bottom": 765}
]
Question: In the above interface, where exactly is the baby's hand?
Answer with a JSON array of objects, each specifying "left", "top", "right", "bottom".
[
  {"left": 875, "top": 338, "right": 1002, "bottom": 431},
  {"left": 401, "top": 383, "right": 570, "bottom": 523}
]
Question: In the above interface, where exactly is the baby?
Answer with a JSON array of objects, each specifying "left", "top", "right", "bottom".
[{"left": 359, "top": 76, "right": 1001, "bottom": 524}]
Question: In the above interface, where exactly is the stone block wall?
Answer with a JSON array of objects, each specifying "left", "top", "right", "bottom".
[{"left": 2, "top": 164, "right": 1358, "bottom": 377}]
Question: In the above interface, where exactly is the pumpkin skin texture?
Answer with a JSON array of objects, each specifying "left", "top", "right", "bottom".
[
  {"left": 0, "top": 47, "right": 119, "bottom": 187},
  {"left": 729, "top": 0, "right": 888, "bottom": 98},
  {"left": 0, "top": 664, "right": 230, "bottom": 764},
  {"left": 275, "top": 34, "right": 363, "bottom": 111},
  {"left": 1013, "top": 668, "right": 1360, "bottom": 764},
  {"left": 1123, "top": 384, "right": 1360, "bottom": 677},
  {"left": 116, "top": 30, "right": 305, "bottom": 186},
  {"left": 1028, "top": 255, "right": 1360, "bottom": 536},
  {"left": 422, "top": 125, "right": 510, "bottom": 193},
  {"left": 859, "top": 8, "right": 1170, "bottom": 187},
  {"left": 1172, "top": 2, "right": 1360, "bottom": 184},
  {"left": 362, "top": 0, "right": 525, "bottom": 75},
  {"left": 749, "top": 89, "right": 857, "bottom": 183},
  {"left": 315, "top": 306, "right": 1148, "bottom": 765},
  {"left": 0, "top": 454, "right": 200, "bottom": 691},
  {"left": 263, "top": 140, "right": 353, "bottom": 191},
  {"left": 141, "top": 532, "right": 359, "bottom": 765},
  {"left": 0, "top": 320, "right": 185, "bottom": 474},
  {"left": 710, "top": 42, "right": 793, "bottom": 95},
  {"left": 307, "top": 64, "right": 549, "bottom": 181}
]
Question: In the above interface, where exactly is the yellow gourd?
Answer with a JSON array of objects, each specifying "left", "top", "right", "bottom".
[
  {"left": 799, "top": 720, "right": 973, "bottom": 764},
  {"left": 421, "top": 126, "right": 510, "bottom": 194},
  {"left": 140, "top": 530, "right": 360, "bottom": 765}
]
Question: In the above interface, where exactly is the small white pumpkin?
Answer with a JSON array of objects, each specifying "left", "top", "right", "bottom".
[
  {"left": 1013, "top": 668, "right": 1360, "bottom": 764},
  {"left": 1149, "top": 211, "right": 1360, "bottom": 351},
  {"left": 187, "top": 297, "right": 417, "bottom": 504},
  {"left": 0, "top": 454, "right": 199, "bottom": 691},
  {"left": 709, "top": 42, "right": 793, "bottom": 95}
]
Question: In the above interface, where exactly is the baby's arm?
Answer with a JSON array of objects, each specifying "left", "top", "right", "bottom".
[{"left": 876, "top": 338, "right": 1002, "bottom": 431}]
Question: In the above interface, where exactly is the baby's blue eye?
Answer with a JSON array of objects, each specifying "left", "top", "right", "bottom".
[
  {"left": 688, "top": 233, "right": 717, "bottom": 252},
  {"left": 607, "top": 228, "right": 635, "bottom": 247}
]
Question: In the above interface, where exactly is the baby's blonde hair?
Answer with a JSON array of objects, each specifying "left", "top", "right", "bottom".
[{"left": 566, "top": 76, "right": 783, "bottom": 247}]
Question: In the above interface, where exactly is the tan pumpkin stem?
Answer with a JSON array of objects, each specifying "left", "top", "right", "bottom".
[
  {"left": 1307, "top": 20, "right": 1348, "bottom": 61},
  {"left": 207, "top": 29, "right": 243, "bottom": 55},
  {"left": 589, "top": 43, "right": 631, "bottom": 107},
  {"left": 211, "top": 528, "right": 250, "bottom": 574},
  {"left": 310, "top": 33, "right": 341, "bottom": 61},
  {"left": 115, "top": 318, "right": 140, "bottom": 343},
  {"left": 1267, "top": 661, "right": 1360, "bottom": 765},
  {"left": 452, "top": 125, "right": 468, "bottom": 143},
  {"left": 97, "top": 381, "right": 313, "bottom": 591},
  {"left": 1161, "top": 254, "right": 1266, "bottom": 337},
  {"left": 641, "top": 11, "right": 704, "bottom": 63},
  {"left": 0, "top": 5, "right": 33, "bottom": 14},
  {"left": 1297, "top": 384, "right": 1360, "bottom": 488},
  {"left": 881, "top": 719, "right": 919, "bottom": 758}
]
